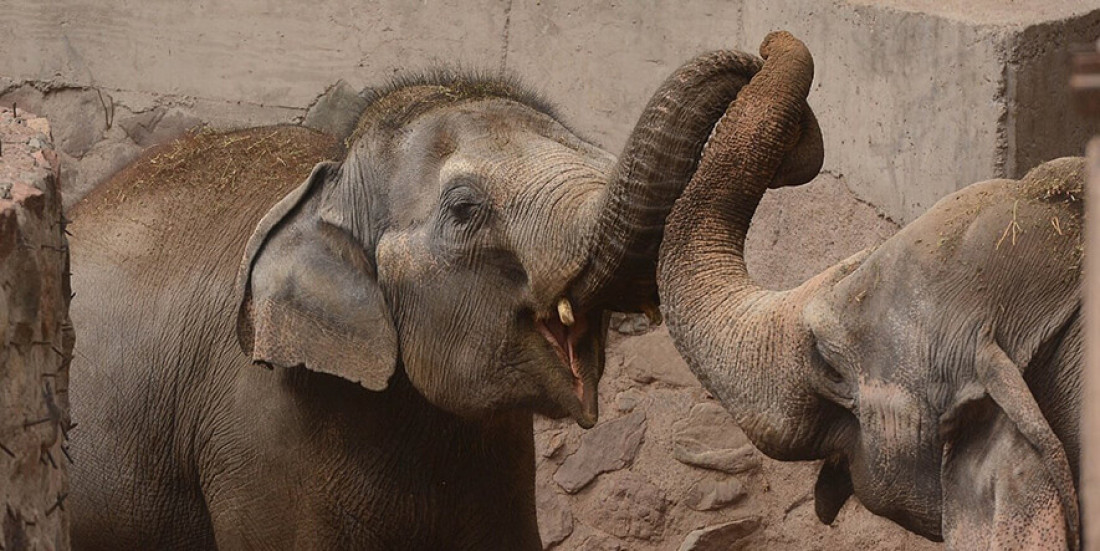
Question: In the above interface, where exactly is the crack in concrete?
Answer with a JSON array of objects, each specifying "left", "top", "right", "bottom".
[
  {"left": 820, "top": 169, "right": 901, "bottom": 226},
  {"left": 499, "top": 0, "right": 514, "bottom": 75}
]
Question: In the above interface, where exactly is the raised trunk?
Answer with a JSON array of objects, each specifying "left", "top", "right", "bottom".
[
  {"left": 571, "top": 50, "right": 765, "bottom": 312},
  {"left": 657, "top": 32, "right": 831, "bottom": 458}
]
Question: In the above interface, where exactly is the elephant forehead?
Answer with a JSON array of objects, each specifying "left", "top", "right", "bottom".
[{"left": 441, "top": 128, "right": 609, "bottom": 280}]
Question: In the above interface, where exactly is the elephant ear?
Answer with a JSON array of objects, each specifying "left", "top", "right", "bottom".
[
  {"left": 939, "top": 334, "right": 1079, "bottom": 551},
  {"left": 235, "top": 161, "right": 398, "bottom": 391}
]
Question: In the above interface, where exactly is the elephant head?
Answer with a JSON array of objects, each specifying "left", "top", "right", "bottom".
[
  {"left": 659, "top": 31, "right": 1082, "bottom": 548},
  {"left": 233, "top": 55, "right": 809, "bottom": 430}
]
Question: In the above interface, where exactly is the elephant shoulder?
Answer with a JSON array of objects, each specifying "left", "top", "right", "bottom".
[{"left": 69, "top": 126, "right": 341, "bottom": 269}]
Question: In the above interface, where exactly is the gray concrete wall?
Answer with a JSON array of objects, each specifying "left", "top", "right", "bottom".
[{"left": 3, "top": 0, "right": 1099, "bottom": 220}]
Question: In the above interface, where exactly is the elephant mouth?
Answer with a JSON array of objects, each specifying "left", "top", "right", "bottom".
[{"left": 535, "top": 300, "right": 600, "bottom": 428}]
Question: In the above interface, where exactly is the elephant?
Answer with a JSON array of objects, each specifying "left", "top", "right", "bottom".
[
  {"left": 64, "top": 54, "right": 824, "bottom": 549},
  {"left": 657, "top": 32, "right": 1084, "bottom": 550}
]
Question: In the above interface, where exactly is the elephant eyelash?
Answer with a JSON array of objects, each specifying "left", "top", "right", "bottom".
[
  {"left": 813, "top": 346, "right": 846, "bottom": 386},
  {"left": 449, "top": 201, "right": 483, "bottom": 224},
  {"left": 441, "top": 184, "right": 489, "bottom": 229},
  {"left": 812, "top": 342, "right": 855, "bottom": 409}
]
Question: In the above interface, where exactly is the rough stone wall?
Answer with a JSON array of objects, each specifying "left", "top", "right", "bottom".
[{"left": 0, "top": 107, "right": 73, "bottom": 550}]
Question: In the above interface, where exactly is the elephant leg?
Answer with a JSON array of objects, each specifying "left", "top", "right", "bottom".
[{"left": 69, "top": 377, "right": 216, "bottom": 550}]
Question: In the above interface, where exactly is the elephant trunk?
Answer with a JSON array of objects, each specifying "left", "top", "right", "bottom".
[
  {"left": 570, "top": 50, "right": 767, "bottom": 312},
  {"left": 657, "top": 32, "right": 831, "bottom": 458}
]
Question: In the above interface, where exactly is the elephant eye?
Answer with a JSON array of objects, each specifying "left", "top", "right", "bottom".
[
  {"left": 813, "top": 339, "right": 855, "bottom": 409},
  {"left": 442, "top": 184, "right": 487, "bottom": 228},
  {"left": 450, "top": 200, "right": 481, "bottom": 224}
]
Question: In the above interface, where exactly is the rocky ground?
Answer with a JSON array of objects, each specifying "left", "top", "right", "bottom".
[{"left": 532, "top": 177, "right": 944, "bottom": 550}]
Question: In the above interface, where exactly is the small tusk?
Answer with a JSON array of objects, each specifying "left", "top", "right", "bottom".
[
  {"left": 557, "top": 297, "right": 575, "bottom": 327},
  {"left": 642, "top": 303, "right": 663, "bottom": 326}
]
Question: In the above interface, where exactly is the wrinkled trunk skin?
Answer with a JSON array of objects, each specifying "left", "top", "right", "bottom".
[
  {"left": 658, "top": 32, "right": 834, "bottom": 458},
  {"left": 572, "top": 50, "right": 763, "bottom": 312}
]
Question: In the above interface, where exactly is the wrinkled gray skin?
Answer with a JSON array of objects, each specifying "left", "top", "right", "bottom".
[
  {"left": 65, "top": 56, "right": 798, "bottom": 550},
  {"left": 658, "top": 32, "right": 1083, "bottom": 550}
]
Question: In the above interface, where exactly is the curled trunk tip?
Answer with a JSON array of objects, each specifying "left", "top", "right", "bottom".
[{"left": 571, "top": 50, "right": 765, "bottom": 312}]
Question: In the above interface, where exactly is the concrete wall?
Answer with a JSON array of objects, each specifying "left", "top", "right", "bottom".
[{"left": 3, "top": 0, "right": 1099, "bottom": 220}]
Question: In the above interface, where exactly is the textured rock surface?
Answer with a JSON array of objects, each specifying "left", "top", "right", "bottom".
[
  {"left": 537, "top": 487, "right": 574, "bottom": 547},
  {"left": 302, "top": 80, "right": 369, "bottom": 141},
  {"left": 679, "top": 517, "right": 763, "bottom": 551},
  {"left": 587, "top": 472, "right": 668, "bottom": 541},
  {"left": 682, "top": 478, "right": 747, "bottom": 512},
  {"left": 553, "top": 410, "right": 646, "bottom": 494},
  {"left": 623, "top": 330, "right": 697, "bottom": 388},
  {"left": 672, "top": 403, "right": 759, "bottom": 474},
  {"left": 0, "top": 107, "right": 73, "bottom": 550}
]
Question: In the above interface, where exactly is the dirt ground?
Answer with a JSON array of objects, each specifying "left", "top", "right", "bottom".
[{"left": 532, "top": 175, "right": 945, "bottom": 550}]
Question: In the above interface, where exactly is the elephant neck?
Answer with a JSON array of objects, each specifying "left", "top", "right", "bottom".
[{"left": 284, "top": 367, "right": 540, "bottom": 548}]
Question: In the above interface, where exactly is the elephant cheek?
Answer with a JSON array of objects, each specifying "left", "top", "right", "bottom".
[
  {"left": 853, "top": 381, "right": 943, "bottom": 537},
  {"left": 374, "top": 233, "right": 447, "bottom": 388}
]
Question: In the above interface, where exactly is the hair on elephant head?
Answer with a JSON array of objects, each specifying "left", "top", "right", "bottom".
[
  {"left": 658, "top": 31, "right": 1083, "bottom": 549},
  {"left": 236, "top": 61, "right": 788, "bottom": 429}
]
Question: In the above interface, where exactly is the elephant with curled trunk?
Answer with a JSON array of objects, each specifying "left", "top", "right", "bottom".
[
  {"left": 658, "top": 32, "right": 1083, "bottom": 550},
  {"left": 65, "top": 57, "right": 819, "bottom": 549}
]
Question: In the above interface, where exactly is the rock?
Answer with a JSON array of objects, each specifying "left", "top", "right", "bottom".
[
  {"left": 623, "top": 328, "right": 698, "bottom": 388},
  {"left": 678, "top": 517, "right": 762, "bottom": 551},
  {"left": 536, "top": 429, "right": 566, "bottom": 460},
  {"left": 41, "top": 88, "right": 109, "bottom": 158},
  {"left": 589, "top": 472, "right": 668, "bottom": 541},
  {"left": 26, "top": 117, "right": 50, "bottom": 136},
  {"left": 554, "top": 411, "right": 646, "bottom": 494},
  {"left": 536, "top": 489, "right": 573, "bottom": 548},
  {"left": 675, "top": 443, "right": 761, "bottom": 475},
  {"left": 118, "top": 107, "right": 201, "bottom": 148},
  {"left": 614, "top": 388, "right": 645, "bottom": 413},
  {"left": 682, "top": 478, "right": 747, "bottom": 511},
  {"left": 672, "top": 402, "right": 760, "bottom": 473},
  {"left": 610, "top": 312, "right": 656, "bottom": 336},
  {"left": 303, "top": 80, "right": 369, "bottom": 141},
  {"left": 575, "top": 533, "right": 627, "bottom": 551},
  {"left": 60, "top": 138, "right": 143, "bottom": 209}
]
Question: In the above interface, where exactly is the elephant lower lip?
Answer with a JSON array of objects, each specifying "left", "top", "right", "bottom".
[{"left": 535, "top": 314, "right": 598, "bottom": 426}]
